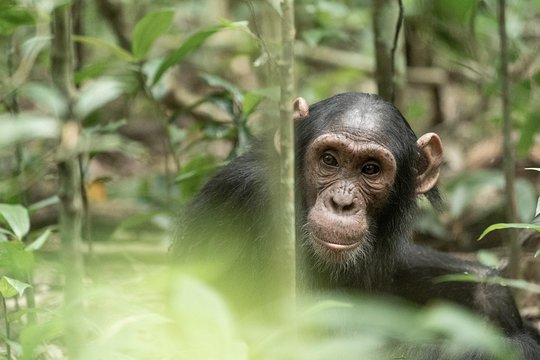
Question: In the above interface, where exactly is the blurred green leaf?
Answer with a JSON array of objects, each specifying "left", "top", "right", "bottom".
[
  {"left": 169, "top": 275, "right": 247, "bottom": 360},
  {"left": 132, "top": 9, "right": 174, "bottom": 60},
  {"left": 177, "top": 155, "right": 221, "bottom": 203},
  {"left": 74, "top": 61, "right": 112, "bottom": 85},
  {"left": 0, "top": 276, "right": 30, "bottom": 298},
  {"left": 25, "top": 228, "right": 52, "bottom": 252},
  {"left": 0, "top": 6, "right": 35, "bottom": 35},
  {"left": 437, "top": 273, "right": 540, "bottom": 293},
  {"left": 153, "top": 21, "right": 248, "bottom": 85},
  {"left": 478, "top": 223, "right": 540, "bottom": 240},
  {"left": 28, "top": 196, "right": 59, "bottom": 213},
  {"left": 476, "top": 250, "right": 500, "bottom": 269},
  {"left": 515, "top": 179, "right": 537, "bottom": 221},
  {"left": 421, "top": 304, "right": 511, "bottom": 359},
  {"left": 201, "top": 73, "right": 242, "bottom": 100},
  {"left": 74, "top": 78, "right": 125, "bottom": 119},
  {"left": 73, "top": 35, "right": 135, "bottom": 62},
  {"left": 517, "top": 112, "right": 540, "bottom": 156},
  {"left": 242, "top": 92, "right": 264, "bottom": 117},
  {"left": 82, "top": 133, "right": 147, "bottom": 158},
  {"left": 20, "top": 83, "right": 67, "bottom": 118},
  {"left": 0, "top": 113, "right": 59, "bottom": 147},
  {"left": 0, "top": 241, "right": 34, "bottom": 279},
  {"left": 20, "top": 318, "right": 64, "bottom": 360},
  {"left": 446, "top": 171, "right": 535, "bottom": 221},
  {"left": 0, "top": 203, "right": 29, "bottom": 240}
]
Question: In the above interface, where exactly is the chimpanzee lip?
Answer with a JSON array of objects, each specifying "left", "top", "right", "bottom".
[{"left": 313, "top": 235, "right": 361, "bottom": 251}]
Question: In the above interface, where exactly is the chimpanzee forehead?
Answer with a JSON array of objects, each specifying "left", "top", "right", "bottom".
[
  {"left": 325, "top": 104, "right": 408, "bottom": 141},
  {"left": 336, "top": 107, "right": 386, "bottom": 131}
]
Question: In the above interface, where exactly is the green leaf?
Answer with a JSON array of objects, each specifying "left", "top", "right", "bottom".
[
  {"left": 242, "top": 92, "right": 264, "bottom": 117},
  {"left": 0, "top": 276, "right": 31, "bottom": 298},
  {"left": 152, "top": 21, "right": 248, "bottom": 85},
  {"left": 74, "top": 61, "right": 112, "bottom": 85},
  {"left": 132, "top": 9, "right": 174, "bottom": 60},
  {"left": 478, "top": 223, "right": 540, "bottom": 240},
  {"left": 0, "top": 241, "right": 35, "bottom": 279},
  {"left": 25, "top": 228, "right": 52, "bottom": 252},
  {"left": 0, "top": 204, "right": 30, "bottom": 240},
  {"left": 176, "top": 155, "right": 222, "bottom": 203},
  {"left": 0, "top": 113, "right": 59, "bottom": 147},
  {"left": 28, "top": 196, "right": 59, "bottom": 213},
  {"left": 20, "top": 318, "right": 64, "bottom": 360},
  {"left": 20, "top": 83, "right": 67, "bottom": 118},
  {"left": 436, "top": 273, "right": 540, "bottom": 294},
  {"left": 82, "top": 133, "right": 147, "bottom": 159},
  {"left": 535, "top": 249, "right": 540, "bottom": 258},
  {"left": 515, "top": 179, "right": 537, "bottom": 221},
  {"left": 0, "top": 6, "right": 35, "bottom": 35},
  {"left": 476, "top": 250, "right": 500, "bottom": 269},
  {"left": 74, "top": 78, "right": 125, "bottom": 119},
  {"left": 73, "top": 35, "right": 135, "bottom": 62}
]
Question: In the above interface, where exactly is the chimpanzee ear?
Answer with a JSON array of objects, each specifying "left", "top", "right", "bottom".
[
  {"left": 416, "top": 133, "right": 443, "bottom": 194},
  {"left": 294, "top": 97, "right": 309, "bottom": 120},
  {"left": 275, "top": 97, "right": 310, "bottom": 153}
]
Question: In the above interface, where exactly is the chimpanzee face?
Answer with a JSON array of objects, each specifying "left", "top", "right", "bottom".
[
  {"left": 296, "top": 95, "right": 442, "bottom": 269},
  {"left": 303, "top": 128, "right": 397, "bottom": 267}
]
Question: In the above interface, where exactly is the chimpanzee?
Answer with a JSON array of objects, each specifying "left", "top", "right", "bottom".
[{"left": 174, "top": 92, "right": 540, "bottom": 359}]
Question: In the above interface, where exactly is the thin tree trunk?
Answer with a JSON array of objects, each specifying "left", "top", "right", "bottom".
[
  {"left": 52, "top": 3, "right": 85, "bottom": 356},
  {"left": 278, "top": 0, "right": 296, "bottom": 316},
  {"left": 372, "top": 0, "right": 404, "bottom": 102},
  {"left": 498, "top": 0, "right": 521, "bottom": 279}
]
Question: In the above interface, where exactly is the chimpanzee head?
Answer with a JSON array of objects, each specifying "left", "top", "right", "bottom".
[{"left": 294, "top": 93, "right": 443, "bottom": 270}]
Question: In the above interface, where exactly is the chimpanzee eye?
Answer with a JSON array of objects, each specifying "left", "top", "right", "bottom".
[
  {"left": 321, "top": 153, "right": 338, "bottom": 167},
  {"left": 361, "top": 162, "right": 380, "bottom": 176}
]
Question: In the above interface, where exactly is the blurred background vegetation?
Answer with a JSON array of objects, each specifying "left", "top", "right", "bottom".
[{"left": 0, "top": 0, "right": 539, "bottom": 358}]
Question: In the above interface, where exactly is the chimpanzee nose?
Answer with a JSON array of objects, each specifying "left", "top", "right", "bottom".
[{"left": 329, "top": 191, "right": 358, "bottom": 215}]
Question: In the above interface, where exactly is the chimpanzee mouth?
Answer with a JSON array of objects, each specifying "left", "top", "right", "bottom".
[{"left": 313, "top": 235, "right": 361, "bottom": 251}]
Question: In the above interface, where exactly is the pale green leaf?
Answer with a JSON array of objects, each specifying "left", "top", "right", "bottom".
[
  {"left": 0, "top": 276, "right": 31, "bottom": 298},
  {"left": 436, "top": 273, "right": 540, "bottom": 293},
  {"left": 25, "top": 228, "right": 52, "bottom": 252},
  {"left": 73, "top": 35, "right": 135, "bottom": 62},
  {"left": 20, "top": 83, "right": 67, "bottom": 118},
  {"left": 0, "top": 241, "right": 35, "bottom": 278},
  {"left": 478, "top": 223, "right": 540, "bottom": 240},
  {"left": 132, "top": 10, "right": 174, "bottom": 60},
  {"left": 74, "top": 78, "right": 125, "bottom": 119},
  {"left": 28, "top": 196, "right": 59, "bottom": 213},
  {"left": 0, "top": 204, "right": 29, "bottom": 240},
  {"left": 0, "top": 113, "right": 59, "bottom": 147}
]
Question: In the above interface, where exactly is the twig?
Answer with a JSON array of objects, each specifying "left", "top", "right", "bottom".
[
  {"left": 278, "top": 0, "right": 296, "bottom": 317},
  {"left": 52, "top": 3, "right": 85, "bottom": 356},
  {"left": 498, "top": 0, "right": 521, "bottom": 279}
]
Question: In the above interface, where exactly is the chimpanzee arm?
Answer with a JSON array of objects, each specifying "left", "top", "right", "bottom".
[{"left": 394, "top": 244, "right": 540, "bottom": 359}]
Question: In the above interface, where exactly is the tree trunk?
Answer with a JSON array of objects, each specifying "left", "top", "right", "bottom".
[{"left": 372, "top": 0, "right": 404, "bottom": 103}]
